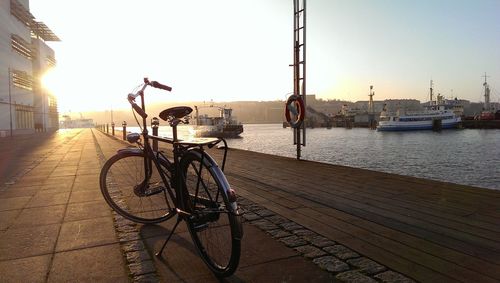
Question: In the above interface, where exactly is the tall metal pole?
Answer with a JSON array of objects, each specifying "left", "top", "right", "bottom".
[
  {"left": 293, "top": 0, "right": 306, "bottom": 160},
  {"left": 8, "top": 68, "right": 13, "bottom": 137}
]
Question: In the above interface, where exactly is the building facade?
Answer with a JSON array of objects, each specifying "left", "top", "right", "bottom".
[{"left": 0, "top": 0, "right": 59, "bottom": 136}]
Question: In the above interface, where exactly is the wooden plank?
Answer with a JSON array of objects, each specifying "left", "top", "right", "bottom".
[
  {"left": 231, "top": 173, "right": 500, "bottom": 280},
  {"left": 240, "top": 184, "right": 497, "bottom": 283},
  {"left": 226, "top": 155, "right": 500, "bottom": 221},
  {"left": 230, "top": 168, "right": 500, "bottom": 264}
]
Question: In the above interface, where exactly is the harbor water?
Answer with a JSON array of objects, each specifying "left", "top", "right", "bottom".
[{"left": 138, "top": 124, "right": 499, "bottom": 190}]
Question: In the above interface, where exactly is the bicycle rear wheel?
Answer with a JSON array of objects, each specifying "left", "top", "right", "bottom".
[
  {"left": 100, "top": 150, "right": 175, "bottom": 224},
  {"left": 180, "top": 149, "right": 242, "bottom": 278}
]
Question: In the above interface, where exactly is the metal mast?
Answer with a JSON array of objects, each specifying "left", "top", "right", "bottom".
[
  {"left": 292, "top": 0, "right": 306, "bottom": 159},
  {"left": 482, "top": 72, "right": 491, "bottom": 111},
  {"left": 368, "top": 85, "right": 374, "bottom": 113},
  {"left": 429, "top": 80, "right": 434, "bottom": 106}
]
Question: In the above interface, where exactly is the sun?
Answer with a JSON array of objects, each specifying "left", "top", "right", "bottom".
[{"left": 41, "top": 68, "right": 58, "bottom": 93}]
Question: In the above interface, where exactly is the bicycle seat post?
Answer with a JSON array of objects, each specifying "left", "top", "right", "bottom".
[
  {"left": 170, "top": 119, "right": 180, "bottom": 143},
  {"left": 172, "top": 123, "right": 178, "bottom": 142}
]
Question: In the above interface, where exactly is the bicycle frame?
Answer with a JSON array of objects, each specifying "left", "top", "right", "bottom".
[{"left": 130, "top": 83, "right": 232, "bottom": 218}]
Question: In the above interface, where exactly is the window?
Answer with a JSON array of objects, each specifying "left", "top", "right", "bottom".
[
  {"left": 15, "top": 105, "right": 34, "bottom": 129},
  {"left": 46, "top": 56, "right": 56, "bottom": 67},
  {"left": 11, "top": 34, "right": 32, "bottom": 60},
  {"left": 12, "top": 70, "right": 33, "bottom": 91},
  {"left": 10, "top": 0, "right": 34, "bottom": 27}
]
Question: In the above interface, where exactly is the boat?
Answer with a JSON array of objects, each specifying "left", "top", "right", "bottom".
[
  {"left": 192, "top": 104, "right": 243, "bottom": 138},
  {"left": 477, "top": 73, "right": 496, "bottom": 120},
  {"left": 377, "top": 81, "right": 461, "bottom": 131},
  {"left": 377, "top": 107, "right": 461, "bottom": 131}
]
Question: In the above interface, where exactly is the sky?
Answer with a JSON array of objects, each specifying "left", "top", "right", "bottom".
[{"left": 29, "top": 0, "right": 500, "bottom": 113}]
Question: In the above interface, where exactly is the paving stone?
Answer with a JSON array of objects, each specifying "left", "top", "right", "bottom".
[
  {"left": 266, "top": 229, "right": 292, "bottom": 239},
  {"left": 295, "top": 245, "right": 328, "bottom": 259},
  {"left": 0, "top": 210, "right": 19, "bottom": 230},
  {"left": 56, "top": 217, "right": 117, "bottom": 251},
  {"left": 0, "top": 196, "right": 31, "bottom": 211},
  {"left": 336, "top": 271, "right": 378, "bottom": 283},
  {"left": 254, "top": 209, "right": 275, "bottom": 217},
  {"left": 242, "top": 212, "right": 261, "bottom": 221},
  {"left": 0, "top": 254, "right": 51, "bottom": 283},
  {"left": 49, "top": 244, "right": 128, "bottom": 282},
  {"left": 118, "top": 232, "right": 141, "bottom": 242},
  {"left": 313, "top": 256, "right": 350, "bottom": 273},
  {"left": 347, "top": 257, "right": 386, "bottom": 275},
  {"left": 280, "top": 221, "right": 303, "bottom": 231},
  {"left": 126, "top": 250, "right": 151, "bottom": 263},
  {"left": 115, "top": 218, "right": 137, "bottom": 228},
  {"left": 306, "top": 235, "right": 336, "bottom": 248},
  {"left": 116, "top": 224, "right": 139, "bottom": 234},
  {"left": 0, "top": 224, "right": 60, "bottom": 260},
  {"left": 65, "top": 201, "right": 111, "bottom": 222},
  {"left": 246, "top": 204, "right": 264, "bottom": 211},
  {"left": 129, "top": 260, "right": 156, "bottom": 276},
  {"left": 324, "top": 245, "right": 360, "bottom": 260},
  {"left": 134, "top": 273, "right": 160, "bottom": 283},
  {"left": 375, "top": 271, "right": 416, "bottom": 283},
  {"left": 280, "top": 235, "right": 308, "bottom": 248},
  {"left": 12, "top": 205, "right": 65, "bottom": 227},
  {"left": 237, "top": 198, "right": 252, "bottom": 206},
  {"left": 265, "top": 214, "right": 289, "bottom": 225},
  {"left": 251, "top": 219, "right": 279, "bottom": 231},
  {"left": 122, "top": 240, "right": 146, "bottom": 253},
  {"left": 292, "top": 229, "right": 316, "bottom": 237}
]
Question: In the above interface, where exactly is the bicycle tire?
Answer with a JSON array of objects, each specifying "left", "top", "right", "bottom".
[
  {"left": 100, "top": 150, "right": 175, "bottom": 224},
  {"left": 180, "top": 149, "right": 242, "bottom": 277}
]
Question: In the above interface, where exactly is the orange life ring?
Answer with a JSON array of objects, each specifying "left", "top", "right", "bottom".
[{"left": 284, "top": 95, "right": 305, "bottom": 128}]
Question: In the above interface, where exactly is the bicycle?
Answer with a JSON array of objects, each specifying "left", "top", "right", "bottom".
[{"left": 99, "top": 78, "right": 243, "bottom": 277}]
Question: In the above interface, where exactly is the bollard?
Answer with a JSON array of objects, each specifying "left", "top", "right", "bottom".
[
  {"left": 106, "top": 123, "right": 109, "bottom": 134},
  {"left": 122, "top": 121, "right": 127, "bottom": 140},
  {"left": 151, "top": 117, "right": 159, "bottom": 151},
  {"left": 111, "top": 122, "right": 115, "bottom": 136}
]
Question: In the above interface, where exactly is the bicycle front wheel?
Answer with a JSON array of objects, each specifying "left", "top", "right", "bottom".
[
  {"left": 181, "top": 149, "right": 242, "bottom": 278},
  {"left": 100, "top": 150, "right": 175, "bottom": 224}
]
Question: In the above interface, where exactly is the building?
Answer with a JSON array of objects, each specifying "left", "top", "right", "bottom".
[{"left": 0, "top": 0, "right": 60, "bottom": 136}]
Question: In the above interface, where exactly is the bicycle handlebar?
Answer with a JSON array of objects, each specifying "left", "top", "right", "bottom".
[
  {"left": 151, "top": 81, "right": 172, "bottom": 91},
  {"left": 127, "top": 78, "right": 172, "bottom": 119}
]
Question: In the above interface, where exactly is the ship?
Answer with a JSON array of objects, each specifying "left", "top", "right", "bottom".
[
  {"left": 60, "top": 114, "right": 95, "bottom": 128},
  {"left": 377, "top": 81, "right": 461, "bottom": 131},
  {"left": 192, "top": 104, "right": 243, "bottom": 138}
]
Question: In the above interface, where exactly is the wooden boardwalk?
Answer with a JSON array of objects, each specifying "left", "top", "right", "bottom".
[{"left": 210, "top": 148, "right": 500, "bottom": 282}]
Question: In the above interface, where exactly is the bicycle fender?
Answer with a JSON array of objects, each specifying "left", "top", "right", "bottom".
[
  {"left": 185, "top": 149, "right": 244, "bottom": 239},
  {"left": 183, "top": 150, "right": 237, "bottom": 200},
  {"left": 117, "top": 147, "right": 143, "bottom": 155}
]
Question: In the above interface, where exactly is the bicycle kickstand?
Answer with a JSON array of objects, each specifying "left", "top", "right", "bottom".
[{"left": 155, "top": 216, "right": 182, "bottom": 257}]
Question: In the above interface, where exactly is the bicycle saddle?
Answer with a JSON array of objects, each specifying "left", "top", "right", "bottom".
[{"left": 159, "top": 106, "right": 193, "bottom": 121}]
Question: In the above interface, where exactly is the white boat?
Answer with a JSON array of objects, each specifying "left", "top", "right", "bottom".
[
  {"left": 377, "top": 80, "right": 461, "bottom": 131},
  {"left": 377, "top": 107, "right": 461, "bottom": 131},
  {"left": 192, "top": 105, "right": 243, "bottom": 138}
]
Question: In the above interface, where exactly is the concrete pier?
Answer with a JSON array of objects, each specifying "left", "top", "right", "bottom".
[{"left": 1, "top": 128, "right": 498, "bottom": 282}]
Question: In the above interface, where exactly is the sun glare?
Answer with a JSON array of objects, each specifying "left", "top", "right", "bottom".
[{"left": 41, "top": 68, "right": 58, "bottom": 93}]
